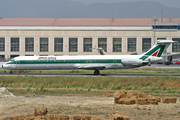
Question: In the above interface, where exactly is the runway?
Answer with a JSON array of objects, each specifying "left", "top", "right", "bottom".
[
  {"left": 147, "top": 64, "right": 180, "bottom": 68},
  {"left": 0, "top": 72, "right": 180, "bottom": 77}
]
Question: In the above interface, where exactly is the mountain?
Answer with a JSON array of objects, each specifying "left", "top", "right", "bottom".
[{"left": 0, "top": 0, "right": 180, "bottom": 18}]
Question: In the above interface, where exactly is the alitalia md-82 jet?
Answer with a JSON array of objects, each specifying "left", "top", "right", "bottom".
[{"left": 2, "top": 40, "right": 175, "bottom": 75}]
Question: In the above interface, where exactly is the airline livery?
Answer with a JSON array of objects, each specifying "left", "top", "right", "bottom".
[
  {"left": 2, "top": 40, "right": 175, "bottom": 75},
  {"left": 93, "top": 48, "right": 107, "bottom": 55}
]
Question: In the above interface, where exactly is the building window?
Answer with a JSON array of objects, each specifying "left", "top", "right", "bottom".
[
  {"left": 142, "top": 38, "right": 151, "bottom": 52},
  {"left": 172, "top": 38, "right": 180, "bottom": 52},
  {"left": 40, "top": 38, "right": 48, "bottom": 52},
  {"left": 10, "top": 55, "right": 19, "bottom": 59},
  {"left": 157, "top": 38, "right": 166, "bottom": 40},
  {"left": 0, "top": 38, "right": 5, "bottom": 52},
  {"left": 25, "top": 55, "right": 34, "bottom": 56},
  {"left": 113, "top": 38, "right": 122, "bottom": 52},
  {"left": 84, "top": 38, "right": 92, "bottom": 52},
  {"left": 54, "top": 38, "right": 63, "bottom": 52},
  {"left": 98, "top": 38, "right": 107, "bottom": 52},
  {"left": 69, "top": 38, "right": 78, "bottom": 52},
  {"left": 25, "top": 38, "right": 34, "bottom": 52},
  {"left": 0, "top": 55, "right": 5, "bottom": 60},
  {"left": 11, "top": 38, "right": 19, "bottom": 52},
  {"left": 153, "top": 25, "right": 178, "bottom": 30},
  {"left": 128, "top": 38, "right": 136, "bottom": 52}
]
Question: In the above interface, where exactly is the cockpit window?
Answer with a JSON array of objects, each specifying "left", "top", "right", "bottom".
[{"left": 10, "top": 58, "right": 15, "bottom": 61}]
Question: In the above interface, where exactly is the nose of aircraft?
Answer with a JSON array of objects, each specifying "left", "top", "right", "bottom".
[{"left": 2, "top": 63, "right": 10, "bottom": 69}]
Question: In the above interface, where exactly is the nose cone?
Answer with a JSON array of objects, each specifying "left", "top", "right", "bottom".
[{"left": 2, "top": 63, "right": 10, "bottom": 70}]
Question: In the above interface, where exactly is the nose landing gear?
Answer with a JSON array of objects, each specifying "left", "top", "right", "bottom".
[
  {"left": 9, "top": 70, "right": 13, "bottom": 74},
  {"left": 94, "top": 70, "right": 100, "bottom": 75}
]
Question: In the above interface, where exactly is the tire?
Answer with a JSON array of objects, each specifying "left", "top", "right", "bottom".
[
  {"left": 94, "top": 70, "right": 100, "bottom": 75},
  {"left": 9, "top": 70, "right": 13, "bottom": 74}
]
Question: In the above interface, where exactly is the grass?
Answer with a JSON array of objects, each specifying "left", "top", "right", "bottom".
[
  {"left": 0, "top": 75, "right": 180, "bottom": 97},
  {"left": 8, "top": 88, "right": 106, "bottom": 97},
  {"left": 1, "top": 76, "right": 180, "bottom": 89},
  {"left": 7, "top": 88, "right": 180, "bottom": 98},
  {"left": 1, "top": 68, "right": 180, "bottom": 97}
]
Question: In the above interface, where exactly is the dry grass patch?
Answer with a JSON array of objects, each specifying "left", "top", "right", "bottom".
[
  {"left": 114, "top": 89, "right": 177, "bottom": 105},
  {"left": 6, "top": 107, "right": 131, "bottom": 120},
  {"left": 162, "top": 97, "right": 177, "bottom": 103}
]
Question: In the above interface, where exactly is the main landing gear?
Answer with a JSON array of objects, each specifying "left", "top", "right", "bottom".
[
  {"left": 94, "top": 70, "right": 100, "bottom": 75},
  {"left": 9, "top": 70, "right": 13, "bottom": 74}
]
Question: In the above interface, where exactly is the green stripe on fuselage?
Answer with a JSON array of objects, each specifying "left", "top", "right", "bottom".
[{"left": 7, "top": 59, "right": 122, "bottom": 64}]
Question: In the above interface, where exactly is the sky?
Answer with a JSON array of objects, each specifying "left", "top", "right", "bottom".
[
  {"left": 0, "top": 0, "right": 179, "bottom": 18},
  {"left": 69, "top": 0, "right": 180, "bottom": 9}
]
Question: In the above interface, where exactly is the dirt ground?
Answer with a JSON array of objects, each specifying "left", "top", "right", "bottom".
[{"left": 0, "top": 95, "right": 180, "bottom": 120}]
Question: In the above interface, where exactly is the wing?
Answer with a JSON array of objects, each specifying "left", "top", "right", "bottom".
[{"left": 77, "top": 65, "right": 106, "bottom": 70}]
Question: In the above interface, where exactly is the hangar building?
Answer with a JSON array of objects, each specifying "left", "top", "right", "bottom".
[{"left": 0, "top": 18, "right": 180, "bottom": 60}]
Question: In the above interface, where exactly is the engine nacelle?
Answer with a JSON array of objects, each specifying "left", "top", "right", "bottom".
[{"left": 121, "top": 58, "right": 143, "bottom": 66}]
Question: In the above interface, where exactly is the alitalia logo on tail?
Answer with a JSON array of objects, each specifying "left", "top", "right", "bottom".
[
  {"left": 152, "top": 50, "right": 159, "bottom": 56},
  {"left": 140, "top": 45, "right": 166, "bottom": 60}
]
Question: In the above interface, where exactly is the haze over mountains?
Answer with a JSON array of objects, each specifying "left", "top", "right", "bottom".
[
  {"left": 0, "top": 0, "right": 179, "bottom": 18},
  {"left": 70, "top": 0, "right": 180, "bottom": 9}
]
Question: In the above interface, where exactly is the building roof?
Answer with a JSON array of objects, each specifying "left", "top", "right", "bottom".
[{"left": 1, "top": 18, "right": 180, "bottom": 27}]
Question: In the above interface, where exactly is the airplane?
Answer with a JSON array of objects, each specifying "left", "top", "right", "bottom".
[
  {"left": 92, "top": 48, "right": 107, "bottom": 55},
  {"left": 2, "top": 40, "right": 175, "bottom": 75}
]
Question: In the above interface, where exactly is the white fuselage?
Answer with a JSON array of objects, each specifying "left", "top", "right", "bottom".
[{"left": 2, "top": 55, "right": 163, "bottom": 70}]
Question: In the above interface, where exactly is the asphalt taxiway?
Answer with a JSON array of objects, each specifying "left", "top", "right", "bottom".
[{"left": 0, "top": 72, "right": 180, "bottom": 77}]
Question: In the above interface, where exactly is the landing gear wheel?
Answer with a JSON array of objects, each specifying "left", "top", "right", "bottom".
[
  {"left": 9, "top": 70, "right": 13, "bottom": 74},
  {"left": 94, "top": 70, "right": 100, "bottom": 75},
  {"left": 148, "top": 59, "right": 151, "bottom": 66}
]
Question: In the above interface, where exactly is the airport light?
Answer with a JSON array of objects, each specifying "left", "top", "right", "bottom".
[{"left": 153, "top": 18, "right": 159, "bottom": 44}]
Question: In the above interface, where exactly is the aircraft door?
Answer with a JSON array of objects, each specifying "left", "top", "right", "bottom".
[
  {"left": 16, "top": 59, "right": 20, "bottom": 69},
  {"left": 11, "top": 61, "right": 17, "bottom": 69},
  {"left": 47, "top": 60, "right": 48, "bottom": 69}
]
